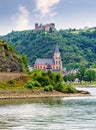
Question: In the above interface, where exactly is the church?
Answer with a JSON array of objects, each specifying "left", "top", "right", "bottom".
[{"left": 34, "top": 44, "right": 62, "bottom": 71}]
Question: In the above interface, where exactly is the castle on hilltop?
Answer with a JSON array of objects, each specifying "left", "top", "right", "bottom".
[
  {"left": 35, "top": 23, "right": 56, "bottom": 32},
  {"left": 34, "top": 44, "right": 62, "bottom": 71}
]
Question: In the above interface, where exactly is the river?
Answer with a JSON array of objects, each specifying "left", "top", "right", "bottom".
[{"left": 0, "top": 87, "right": 96, "bottom": 130}]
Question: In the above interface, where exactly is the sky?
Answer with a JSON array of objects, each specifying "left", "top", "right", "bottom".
[{"left": 0, "top": 0, "right": 96, "bottom": 35}]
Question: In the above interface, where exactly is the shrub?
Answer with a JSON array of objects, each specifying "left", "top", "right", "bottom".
[
  {"left": 55, "top": 82, "right": 76, "bottom": 93},
  {"left": 55, "top": 82, "right": 64, "bottom": 91},
  {"left": 0, "top": 82, "right": 6, "bottom": 89},
  {"left": 48, "top": 85, "right": 54, "bottom": 91},
  {"left": 44, "top": 86, "right": 49, "bottom": 92},
  {"left": 9, "top": 79, "right": 15, "bottom": 84},
  {"left": 44, "top": 85, "right": 54, "bottom": 92},
  {"left": 35, "top": 75, "right": 50, "bottom": 87},
  {"left": 25, "top": 80, "right": 34, "bottom": 89},
  {"left": 55, "top": 73, "right": 63, "bottom": 83},
  {"left": 62, "top": 84, "right": 76, "bottom": 93},
  {"left": 34, "top": 81, "right": 41, "bottom": 87}
]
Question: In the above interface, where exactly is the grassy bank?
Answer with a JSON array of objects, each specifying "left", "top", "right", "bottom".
[
  {"left": 0, "top": 71, "right": 90, "bottom": 99},
  {"left": 0, "top": 71, "right": 76, "bottom": 93}
]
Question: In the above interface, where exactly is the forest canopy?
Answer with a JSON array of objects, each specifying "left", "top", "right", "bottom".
[{"left": 1, "top": 27, "right": 96, "bottom": 69}]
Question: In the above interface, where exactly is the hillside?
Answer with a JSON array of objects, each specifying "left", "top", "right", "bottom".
[
  {"left": 1, "top": 27, "right": 96, "bottom": 69},
  {"left": 0, "top": 40, "right": 23, "bottom": 72}
]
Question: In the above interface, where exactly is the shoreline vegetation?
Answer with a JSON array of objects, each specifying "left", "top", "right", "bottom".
[{"left": 0, "top": 72, "right": 90, "bottom": 99}]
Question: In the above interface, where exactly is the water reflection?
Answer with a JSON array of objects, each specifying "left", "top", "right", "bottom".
[
  {"left": 0, "top": 98, "right": 64, "bottom": 106},
  {"left": 0, "top": 97, "right": 96, "bottom": 130}
]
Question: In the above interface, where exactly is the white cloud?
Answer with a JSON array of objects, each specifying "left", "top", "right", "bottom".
[
  {"left": 13, "top": 4, "right": 30, "bottom": 31},
  {"left": 34, "top": 0, "right": 60, "bottom": 17}
]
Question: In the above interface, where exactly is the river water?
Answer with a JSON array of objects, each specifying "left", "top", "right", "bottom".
[{"left": 0, "top": 87, "right": 96, "bottom": 130}]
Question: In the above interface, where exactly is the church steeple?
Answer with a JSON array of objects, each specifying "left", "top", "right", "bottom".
[
  {"left": 53, "top": 44, "right": 62, "bottom": 70},
  {"left": 54, "top": 43, "right": 60, "bottom": 53}
]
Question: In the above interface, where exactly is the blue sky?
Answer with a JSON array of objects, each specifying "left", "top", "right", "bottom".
[{"left": 0, "top": 0, "right": 96, "bottom": 35}]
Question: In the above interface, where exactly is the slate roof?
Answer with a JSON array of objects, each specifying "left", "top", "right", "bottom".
[{"left": 35, "top": 59, "right": 54, "bottom": 65}]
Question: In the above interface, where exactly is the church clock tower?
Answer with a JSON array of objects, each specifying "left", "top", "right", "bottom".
[{"left": 53, "top": 44, "right": 62, "bottom": 70}]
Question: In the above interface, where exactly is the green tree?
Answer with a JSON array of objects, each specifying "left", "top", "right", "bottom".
[
  {"left": 76, "top": 67, "right": 86, "bottom": 82},
  {"left": 55, "top": 73, "right": 63, "bottom": 83},
  {"left": 1, "top": 28, "right": 96, "bottom": 69},
  {"left": 84, "top": 69, "right": 96, "bottom": 82},
  {"left": 64, "top": 74, "right": 75, "bottom": 82},
  {"left": 19, "top": 55, "right": 29, "bottom": 72}
]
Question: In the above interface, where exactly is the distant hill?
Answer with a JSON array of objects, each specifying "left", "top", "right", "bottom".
[
  {"left": 1, "top": 27, "right": 96, "bottom": 69},
  {"left": 0, "top": 40, "right": 23, "bottom": 72}
]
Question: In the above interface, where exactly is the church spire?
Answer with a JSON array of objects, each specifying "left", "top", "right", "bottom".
[{"left": 54, "top": 43, "right": 59, "bottom": 53}]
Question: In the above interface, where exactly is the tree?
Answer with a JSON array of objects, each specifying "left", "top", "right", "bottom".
[
  {"left": 2, "top": 28, "right": 96, "bottom": 69},
  {"left": 19, "top": 55, "right": 29, "bottom": 72},
  {"left": 84, "top": 69, "right": 96, "bottom": 82},
  {"left": 76, "top": 67, "right": 86, "bottom": 82},
  {"left": 63, "top": 74, "right": 75, "bottom": 82}
]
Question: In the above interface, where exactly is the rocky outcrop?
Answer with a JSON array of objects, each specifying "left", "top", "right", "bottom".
[{"left": 0, "top": 40, "right": 23, "bottom": 72}]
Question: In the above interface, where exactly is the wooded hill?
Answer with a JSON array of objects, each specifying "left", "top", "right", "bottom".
[{"left": 1, "top": 27, "right": 96, "bottom": 69}]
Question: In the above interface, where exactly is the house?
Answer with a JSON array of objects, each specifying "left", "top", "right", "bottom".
[{"left": 34, "top": 44, "right": 62, "bottom": 71}]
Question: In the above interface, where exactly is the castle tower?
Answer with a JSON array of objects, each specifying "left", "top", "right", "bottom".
[
  {"left": 35, "top": 23, "right": 39, "bottom": 30},
  {"left": 53, "top": 44, "right": 62, "bottom": 70},
  {"left": 50, "top": 23, "right": 55, "bottom": 29}
]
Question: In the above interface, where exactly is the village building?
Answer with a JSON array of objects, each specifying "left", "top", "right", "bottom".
[{"left": 34, "top": 44, "right": 62, "bottom": 71}]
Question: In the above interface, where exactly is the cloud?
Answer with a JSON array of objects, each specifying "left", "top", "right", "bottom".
[
  {"left": 13, "top": 4, "right": 30, "bottom": 31},
  {"left": 34, "top": 0, "right": 60, "bottom": 17}
]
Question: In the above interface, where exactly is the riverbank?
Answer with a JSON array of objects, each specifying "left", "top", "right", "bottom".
[
  {"left": 0, "top": 90, "right": 90, "bottom": 99},
  {"left": 0, "top": 72, "right": 90, "bottom": 99}
]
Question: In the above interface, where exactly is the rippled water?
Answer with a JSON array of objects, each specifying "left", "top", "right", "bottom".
[{"left": 0, "top": 88, "right": 96, "bottom": 130}]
